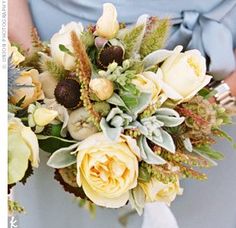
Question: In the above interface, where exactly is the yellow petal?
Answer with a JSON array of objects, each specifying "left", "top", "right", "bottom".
[
  {"left": 21, "top": 127, "right": 40, "bottom": 167},
  {"left": 33, "top": 108, "right": 58, "bottom": 126}
]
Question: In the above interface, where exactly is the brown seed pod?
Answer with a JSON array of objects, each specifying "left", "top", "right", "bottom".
[
  {"left": 54, "top": 78, "right": 81, "bottom": 109},
  {"left": 97, "top": 45, "right": 124, "bottom": 69},
  {"left": 54, "top": 167, "right": 87, "bottom": 199}
]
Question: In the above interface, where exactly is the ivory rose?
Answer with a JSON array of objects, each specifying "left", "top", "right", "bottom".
[
  {"left": 132, "top": 72, "right": 162, "bottom": 105},
  {"left": 76, "top": 133, "right": 140, "bottom": 208},
  {"left": 50, "top": 22, "right": 84, "bottom": 70},
  {"left": 96, "top": 3, "right": 119, "bottom": 39},
  {"left": 140, "top": 178, "right": 183, "bottom": 206},
  {"left": 156, "top": 46, "right": 212, "bottom": 102}
]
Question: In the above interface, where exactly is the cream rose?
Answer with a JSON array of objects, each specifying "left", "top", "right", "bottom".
[
  {"left": 156, "top": 46, "right": 212, "bottom": 102},
  {"left": 140, "top": 178, "right": 183, "bottom": 206},
  {"left": 8, "top": 117, "right": 39, "bottom": 184},
  {"left": 96, "top": 3, "right": 119, "bottom": 39},
  {"left": 8, "top": 40, "right": 25, "bottom": 65},
  {"left": 50, "top": 22, "right": 84, "bottom": 70},
  {"left": 76, "top": 133, "right": 140, "bottom": 208},
  {"left": 10, "top": 69, "right": 44, "bottom": 108},
  {"left": 132, "top": 72, "right": 162, "bottom": 105},
  {"left": 39, "top": 71, "right": 58, "bottom": 99}
]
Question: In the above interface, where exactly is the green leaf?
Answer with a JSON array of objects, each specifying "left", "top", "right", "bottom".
[
  {"left": 59, "top": 44, "right": 74, "bottom": 56},
  {"left": 107, "top": 93, "right": 129, "bottom": 110},
  {"left": 120, "top": 92, "right": 138, "bottom": 108},
  {"left": 47, "top": 143, "right": 79, "bottom": 168},
  {"left": 194, "top": 144, "right": 224, "bottom": 160},
  {"left": 8, "top": 104, "right": 22, "bottom": 113},
  {"left": 140, "top": 18, "right": 170, "bottom": 58},
  {"left": 37, "top": 135, "right": 77, "bottom": 153}
]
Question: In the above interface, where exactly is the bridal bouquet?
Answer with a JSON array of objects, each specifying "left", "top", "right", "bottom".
[{"left": 8, "top": 3, "right": 234, "bottom": 214}]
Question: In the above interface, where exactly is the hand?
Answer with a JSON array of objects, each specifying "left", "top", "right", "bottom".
[
  {"left": 224, "top": 70, "right": 236, "bottom": 97},
  {"left": 9, "top": 0, "right": 34, "bottom": 51}
]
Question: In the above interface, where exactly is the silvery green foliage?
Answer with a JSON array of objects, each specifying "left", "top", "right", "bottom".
[
  {"left": 155, "top": 108, "right": 185, "bottom": 127},
  {"left": 133, "top": 108, "right": 185, "bottom": 163},
  {"left": 183, "top": 138, "right": 193, "bottom": 152},
  {"left": 129, "top": 185, "right": 146, "bottom": 215},
  {"left": 47, "top": 142, "right": 80, "bottom": 169},
  {"left": 143, "top": 49, "right": 173, "bottom": 70},
  {"left": 106, "top": 92, "right": 152, "bottom": 118},
  {"left": 100, "top": 107, "right": 133, "bottom": 141},
  {"left": 8, "top": 57, "right": 31, "bottom": 97},
  {"left": 138, "top": 136, "right": 166, "bottom": 165}
]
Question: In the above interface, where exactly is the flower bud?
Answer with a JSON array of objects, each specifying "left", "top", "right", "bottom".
[
  {"left": 96, "top": 3, "right": 119, "bottom": 39},
  {"left": 33, "top": 108, "right": 58, "bottom": 127},
  {"left": 89, "top": 78, "right": 114, "bottom": 100}
]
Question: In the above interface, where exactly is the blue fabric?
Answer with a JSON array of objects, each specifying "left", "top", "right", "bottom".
[{"left": 39, "top": 0, "right": 236, "bottom": 80}]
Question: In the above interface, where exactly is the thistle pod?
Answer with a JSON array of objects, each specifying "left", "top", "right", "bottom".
[
  {"left": 54, "top": 78, "right": 81, "bottom": 109},
  {"left": 97, "top": 45, "right": 124, "bottom": 69}
]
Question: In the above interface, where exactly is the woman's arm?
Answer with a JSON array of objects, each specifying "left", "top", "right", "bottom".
[{"left": 8, "top": 0, "right": 34, "bottom": 51}]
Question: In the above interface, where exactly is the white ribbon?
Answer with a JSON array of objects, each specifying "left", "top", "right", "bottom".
[{"left": 142, "top": 202, "right": 179, "bottom": 228}]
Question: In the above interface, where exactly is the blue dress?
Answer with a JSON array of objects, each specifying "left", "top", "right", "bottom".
[{"left": 15, "top": 1, "right": 236, "bottom": 228}]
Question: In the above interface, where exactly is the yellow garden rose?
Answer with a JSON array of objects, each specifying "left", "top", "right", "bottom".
[
  {"left": 10, "top": 69, "right": 44, "bottom": 108},
  {"left": 8, "top": 117, "right": 39, "bottom": 184},
  {"left": 156, "top": 46, "right": 212, "bottom": 102},
  {"left": 76, "top": 133, "right": 140, "bottom": 208},
  {"left": 140, "top": 178, "right": 183, "bottom": 206},
  {"left": 8, "top": 40, "right": 25, "bottom": 65},
  {"left": 96, "top": 3, "right": 119, "bottom": 39},
  {"left": 132, "top": 72, "right": 162, "bottom": 105}
]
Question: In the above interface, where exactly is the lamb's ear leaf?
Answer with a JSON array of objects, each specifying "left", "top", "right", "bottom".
[
  {"left": 47, "top": 143, "right": 80, "bottom": 169},
  {"left": 100, "top": 118, "right": 122, "bottom": 141},
  {"left": 37, "top": 135, "right": 77, "bottom": 153},
  {"left": 129, "top": 93, "right": 152, "bottom": 117},
  {"left": 129, "top": 185, "right": 145, "bottom": 216},
  {"left": 107, "top": 93, "right": 130, "bottom": 111},
  {"left": 138, "top": 136, "right": 166, "bottom": 165},
  {"left": 149, "top": 129, "right": 176, "bottom": 153}
]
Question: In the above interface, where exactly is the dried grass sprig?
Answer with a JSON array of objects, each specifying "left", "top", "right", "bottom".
[{"left": 71, "top": 31, "right": 101, "bottom": 128}]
